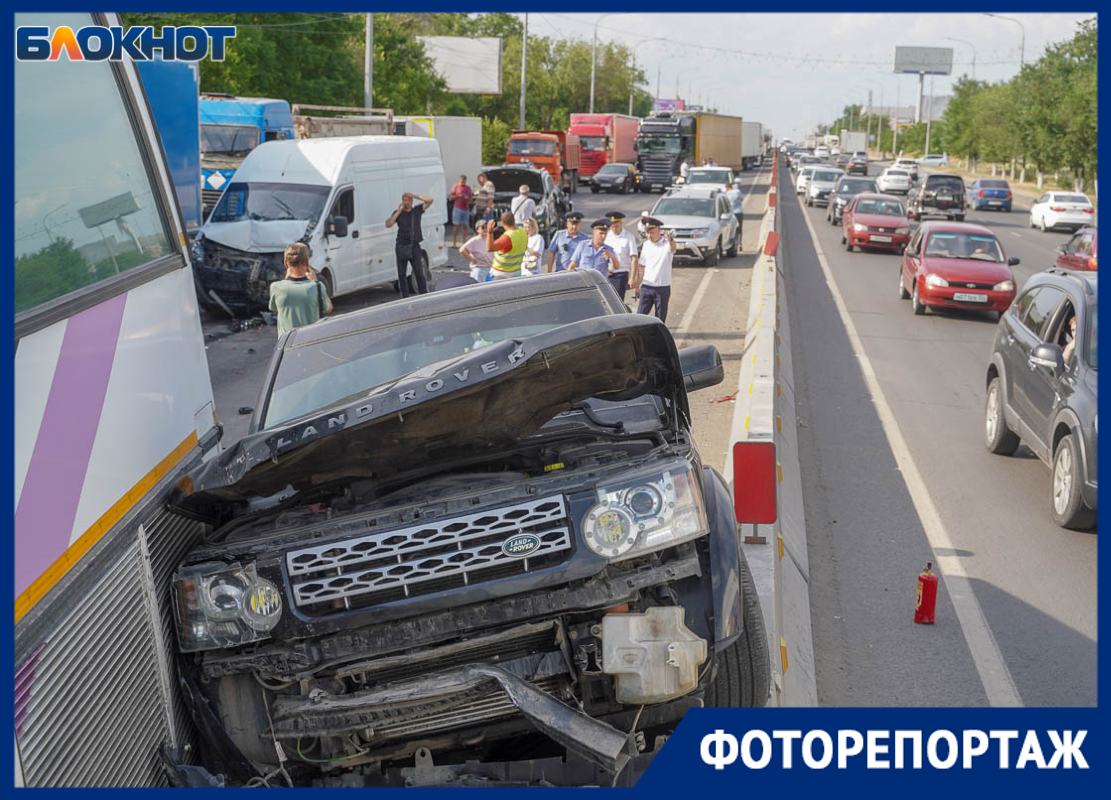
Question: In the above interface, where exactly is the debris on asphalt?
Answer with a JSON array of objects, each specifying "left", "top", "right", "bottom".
[{"left": 238, "top": 406, "right": 254, "bottom": 415}]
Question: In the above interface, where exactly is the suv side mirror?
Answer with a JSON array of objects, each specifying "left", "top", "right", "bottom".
[
  {"left": 327, "top": 216, "right": 349, "bottom": 238},
  {"left": 679, "top": 345, "right": 724, "bottom": 392},
  {"left": 1008, "top": 256, "right": 1021, "bottom": 266},
  {"left": 1030, "top": 342, "right": 1065, "bottom": 373}
]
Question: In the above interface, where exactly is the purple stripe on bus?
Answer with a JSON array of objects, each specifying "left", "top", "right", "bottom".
[
  {"left": 14, "top": 293, "right": 128, "bottom": 599},
  {"left": 14, "top": 644, "right": 44, "bottom": 739}
]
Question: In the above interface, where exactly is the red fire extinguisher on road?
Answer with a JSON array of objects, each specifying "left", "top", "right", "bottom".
[{"left": 915, "top": 562, "right": 938, "bottom": 624}]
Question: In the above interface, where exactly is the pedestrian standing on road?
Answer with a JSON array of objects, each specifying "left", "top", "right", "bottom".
[
  {"left": 449, "top": 175, "right": 473, "bottom": 248},
  {"left": 546, "top": 212, "right": 588, "bottom": 272},
  {"left": 475, "top": 173, "right": 496, "bottom": 222},
  {"left": 679, "top": 159, "right": 690, "bottom": 182},
  {"left": 632, "top": 217, "right": 676, "bottom": 322},
  {"left": 522, "top": 218, "right": 545, "bottom": 275},
  {"left": 460, "top": 219, "right": 494, "bottom": 283},
  {"left": 603, "top": 211, "right": 639, "bottom": 302},
  {"left": 269, "top": 242, "right": 332, "bottom": 337},
  {"left": 569, "top": 219, "right": 620, "bottom": 277},
  {"left": 485, "top": 212, "right": 528, "bottom": 279},
  {"left": 511, "top": 184, "right": 536, "bottom": 225},
  {"left": 385, "top": 191, "right": 434, "bottom": 297}
]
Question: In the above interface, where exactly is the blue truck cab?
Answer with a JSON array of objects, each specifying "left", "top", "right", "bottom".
[{"left": 199, "top": 94, "right": 295, "bottom": 219}]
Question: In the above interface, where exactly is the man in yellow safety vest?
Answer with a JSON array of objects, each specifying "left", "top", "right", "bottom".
[{"left": 484, "top": 212, "right": 529, "bottom": 280}]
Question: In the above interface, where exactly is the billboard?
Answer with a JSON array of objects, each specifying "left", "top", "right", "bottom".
[
  {"left": 416, "top": 36, "right": 503, "bottom": 95},
  {"left": 893, "top": 46, "right": 953, "bottom": 75},
  {"left": 654, "top": 98, "right": 685, "bottom": 112}
]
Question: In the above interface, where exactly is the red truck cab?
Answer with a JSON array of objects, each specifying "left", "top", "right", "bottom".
[
  {"left": 506, "top": 130, "right": 581, "bottom": 193},
  {"left": 568, "top": 113, "right": 638, "bottom": 178}
]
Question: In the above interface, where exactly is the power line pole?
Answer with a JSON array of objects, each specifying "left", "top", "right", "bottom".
[
  {"left": 363, "top": 13, "right": 373, "bottom": 108},
  {"left": 519, "top": 14, "right": 528, "bottom": 130}
]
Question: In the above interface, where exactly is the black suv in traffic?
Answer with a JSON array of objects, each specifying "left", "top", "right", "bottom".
[
  {"left": 985, "top": 269, "right": 1098, "bottom": 529},
  {"left": 826, "top": 175, "right": 879, "bottom": 225},
  {"left": 165, "top": 270, "right": 770, "bottom": 787},
  {"left": 908, "top": 173, "right": 966, "bottom": 221}
]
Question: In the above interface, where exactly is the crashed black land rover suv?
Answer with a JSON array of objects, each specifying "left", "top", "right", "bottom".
[{"left": 167, "top": 270, "right": 770, "bottom": 787}]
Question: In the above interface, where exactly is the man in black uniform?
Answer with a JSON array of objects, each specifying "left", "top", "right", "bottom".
[{"left": 386, "top": 191, "right": 435, "bottom": 297}]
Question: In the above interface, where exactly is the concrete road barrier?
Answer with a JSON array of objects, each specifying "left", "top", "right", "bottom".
[{"left": 725, "top": 153, "right": 818, "bottom": 707}]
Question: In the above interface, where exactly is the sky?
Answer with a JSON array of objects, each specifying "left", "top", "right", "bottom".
[{"left": 523, "top": 13, "right": 1094, "bottom": 140}]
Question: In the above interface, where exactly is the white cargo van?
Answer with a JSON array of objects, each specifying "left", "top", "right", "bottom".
[{"left": 194, "top": 135, "right": 449, "bottom": 310}]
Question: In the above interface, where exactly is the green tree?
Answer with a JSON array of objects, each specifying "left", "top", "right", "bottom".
[
  {"left": 15, "top": 238, "right": 92, "bottom": 313},
  {"left": 481, "top": 116, "right": 511, "bottom": 165}
]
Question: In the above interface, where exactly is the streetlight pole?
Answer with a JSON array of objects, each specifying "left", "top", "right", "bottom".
[
  {"left": 862, "top": 79, "right": 883, "bottom": 155},
  {"left": 984, "top": 13, "right": 1025, "bottom": 67},
  {"left": 945, "top": 36, "right": 977, "bottom": 80},
  {"left": 590, "top": 13, "right": 621, "bottom": 113},
  {"left": 519, "top": 14, "right": 528, "bottom": 130},
  {"left": 629, "top": 37, "right": 670, "bottom": 117}
]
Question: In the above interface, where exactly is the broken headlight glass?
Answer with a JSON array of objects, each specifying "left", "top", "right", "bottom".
[{"left": 173, "top": 561, "right": 282, "bottom": 652}]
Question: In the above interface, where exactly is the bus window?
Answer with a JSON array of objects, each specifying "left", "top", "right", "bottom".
[{"left": 15, "top": 12, "right": 173, "bottom": 315}]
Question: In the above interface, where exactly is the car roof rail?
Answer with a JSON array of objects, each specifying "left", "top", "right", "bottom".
[{"left": 1043, "top": 267, "right": 1097, "bottom": 297}]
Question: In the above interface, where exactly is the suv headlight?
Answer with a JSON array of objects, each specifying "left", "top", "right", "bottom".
[
  {"left": 582, "top": 460, "right": 709, "bottom": 560},
  {"left": 173, "top": 561, "right": 282, "bottom": 652},
  {"left": 925, "top": 273, "right": 949, "bottom": 288},
  {"left": 692, "top": 227, "right": 711, "bottom": 238}
]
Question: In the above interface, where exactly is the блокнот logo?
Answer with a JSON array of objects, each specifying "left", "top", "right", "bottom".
[{"left": 16, "top": 26, "right": 236, "bottom": 62}]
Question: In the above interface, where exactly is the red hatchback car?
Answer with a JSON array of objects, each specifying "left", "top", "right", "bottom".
[
  {"left": 1054, "top": 226, "right": 1097, "bottom": 271},
  {"left": 842, "top": 193, "right": 911, "bottom": 252},
  {"left": 898, "top": 222, "right": 1019, "bottom": 318}
]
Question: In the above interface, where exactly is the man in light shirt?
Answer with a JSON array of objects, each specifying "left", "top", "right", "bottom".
[
  {"left": 603, "top": 210, "right": 638, "bottom": 303},
  {"left": 632, "top": 216, "right": 676, "bottom": 322},
  {"left": 511, "top": 184, "right": 536, "bottom": 225}
]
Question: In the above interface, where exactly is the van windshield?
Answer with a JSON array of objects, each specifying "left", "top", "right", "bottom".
[{"left": 210, "top": 182, "right": 331, "bottom": 225}]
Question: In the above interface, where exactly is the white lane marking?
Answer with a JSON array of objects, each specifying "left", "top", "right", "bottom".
[
  {"left": 672, "top": 268, "right": 717, "bottom": 347},
  {"left": 1011, "top": 232, "right": 1022, "bottom": 238},
  {"left": 796, "top": 198, "right": 1023, "bottom": 708}
]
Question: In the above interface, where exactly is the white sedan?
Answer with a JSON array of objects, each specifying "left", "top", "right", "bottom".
[
  {"left": 814, "top": 146, "right": 831, "bottom": 159},
  {"left": 918, "top": 153, "right": 950, "bottom": 167},
  {"left": 876, "top": 168, "right": 912, "bottom": 194},
  {"left": 796, "top": 166, "right": 817, "bottom": 195},
  {"left": 1029, "top": 191, "right": 1096, "bottom": 232}
]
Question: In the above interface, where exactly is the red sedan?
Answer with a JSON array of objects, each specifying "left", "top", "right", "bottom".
[
  {"left": 841, "top": 193, "right": 911, "bottom": 252},
  {"left": 898, "top": 222, "right": 1019, "bottom": 318}
]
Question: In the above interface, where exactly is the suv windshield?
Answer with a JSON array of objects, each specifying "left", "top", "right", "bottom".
[
  {"left": 264, "top": 290, "right": 613, "bottom": 428},
  {"left": 653, "top": 197, "right": 714, "bottom": 217},
  {"left": 687, "top": 171, "right": 730, "bottom": 184},
  {"left": 201, "top": 124, "right": 260, "bottom": 156},
  {"left": 923, "top": 232, "right": 1003, "bottom": 261},
  {"left": 508, "top": 139, "right": 556, "bottom": 156},
  {"left": 813, "top": 171, "right": 841, "bottom": 182},
  {"left": 210, "top": 182, "right": 330, "bottom": 225}
]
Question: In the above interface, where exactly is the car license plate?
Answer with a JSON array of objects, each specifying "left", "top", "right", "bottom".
[
  {"left": 871, "top": 235, "right": 892, "bottom": 242},
  {"left": 953, "top": 292, "right": 988, "bottom": 303}
]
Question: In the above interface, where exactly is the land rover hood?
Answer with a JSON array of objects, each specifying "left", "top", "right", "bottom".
[{"left": 178, "top": 314, "right": 688, "bottom": 505}]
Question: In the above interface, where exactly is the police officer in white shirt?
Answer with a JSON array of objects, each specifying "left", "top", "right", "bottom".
[
  {"left": 632, "top": 216, "right": 677, "bottom": 322},
  {"left": 603, "top": 210, "right": 639, "bottom": 302}
]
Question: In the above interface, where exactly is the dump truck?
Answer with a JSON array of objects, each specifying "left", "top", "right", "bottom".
[
  {"left": 506, "top": 129, "right": 582, "bottom": 193},
  {"left": 567, "top": 113, "right": 638, "bottom": 177},
  {"left": 292, "top": 104, "right": 394, "bottom": 139}
]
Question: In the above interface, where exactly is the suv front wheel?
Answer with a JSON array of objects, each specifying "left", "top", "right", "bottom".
[
  {"left": 984, "top": 376, "right": 1020, "bottom": 455},
  {"left": 1051, "top": 434, "right": 1097, "bottom": 529}
]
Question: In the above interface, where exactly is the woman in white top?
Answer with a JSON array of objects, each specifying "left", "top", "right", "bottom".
[
  {"left": 522, "top": 218, "right": 545, "bottom": 275},
  {"left": 460, "top": 219, "right": 494, "bottom": 282}
]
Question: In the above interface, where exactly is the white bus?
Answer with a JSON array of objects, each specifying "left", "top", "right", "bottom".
[{"left": 15, "top": 12, "right": 220, "bottom": 786}]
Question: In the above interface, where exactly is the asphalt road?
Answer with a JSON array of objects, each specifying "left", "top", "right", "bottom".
[
  {"left": 783, "top": 159, "right": 1097, "bottom": 706},
  {"left": 203, "top": 164, "right": 772, "bottom": 481}
]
